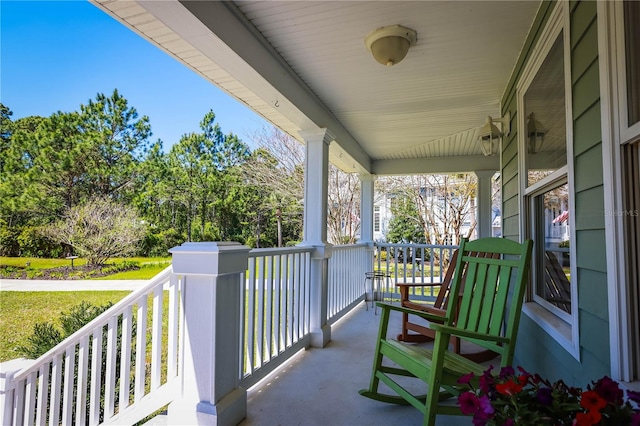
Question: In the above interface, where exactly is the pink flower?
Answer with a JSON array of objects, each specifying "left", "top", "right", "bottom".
[
  {"left": 594, "top": 376, "right": 623, "bottom": 404},
  {"left": 478, "top": 395, "right": 494, "bottom": 415},
  {"left": 458, "top": 372, "right": 475, "bottom": 385},
  {"left": 479, "top": 365, "right": 494, "bottom": 393},
  {"left": 458, "top": 391, "right": 480, "bottom": 415},
  {"left": 499, "top": 366, "right": 515, "bottom": 379}
]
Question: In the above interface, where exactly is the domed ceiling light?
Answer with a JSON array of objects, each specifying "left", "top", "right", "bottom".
[{"left": 365, "top": 24, "right": 417, "bottom": 67}]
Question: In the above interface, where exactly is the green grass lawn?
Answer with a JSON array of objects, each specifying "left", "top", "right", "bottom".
[
  {"left": 0, "top": 256, "right": 171, "bottom": 280},
  {"left": 0, "top": 291, "right": 130, "bottom": 362}
]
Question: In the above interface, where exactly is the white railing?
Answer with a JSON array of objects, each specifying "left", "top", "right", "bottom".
[
  {"left": 3, "top": 267, "right": 181, "bottom": 426},
  {"left": 240, "top": 247, "right": 312, "bottom": 389},
  {"left": 5, "top": 242, "right": 449, "bottom": 424},
  {"left": 327, "top": 243, "right": 370, "bottom": 322},
  {"left": 374, "top": 243, "right": 457, "bottom": 301}
]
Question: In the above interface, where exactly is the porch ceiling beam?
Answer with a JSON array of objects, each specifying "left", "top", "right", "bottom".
[
  {"left": 372, "top": 155, "right": 499, "bottom": 175},
  {"left": 174, "top": 0, "right": 371, "bottom": 172}
]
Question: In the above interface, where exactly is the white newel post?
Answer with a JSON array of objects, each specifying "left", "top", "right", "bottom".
[
  {"left": 475, "top": 171, "right": 495, "bottom": 239},
  {"left": 0, "top": 358, "right": 34, "bottom": 425},
  {"left": 299, "top": 128, "right": 333, "bottom": 348},
  {"left": 168, "top": 242, "right": 250, "bottom": 426}
]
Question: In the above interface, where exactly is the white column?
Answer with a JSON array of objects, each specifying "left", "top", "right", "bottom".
[
  {"left": 358, "top": 174, "right": 375, "bottom": 244},
  {"left": 475, "top": 171, "right": 495, "bottom": 239},
  {"left": 358, "top": 174, "right": 376, "bottom": 302},
  {"left": 299, "top": 128, "right": 333, "bottom": 348},
  {"left": 167, "top": 242, "right": 250, "bottom": 426}
]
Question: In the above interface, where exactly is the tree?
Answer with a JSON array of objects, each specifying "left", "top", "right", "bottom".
[
  {"left": 1, "top": 91, "right": 152, "bottom": 228},
  {"left": 382, "top": 174, "right": 477, "bottom": 260},
  {"left": 164, "top": 110, "right": 250, "bottom": 241},
  {"left": 0, "top": 103, "right": 13, "bottom": 170},
  {"left": 327, "top": 167, "right": 360, "bottom": 244},
  {"left": 386, "top": 195, "right": 426, "bottom": 244},
  {"left": 46, "top": 197, "right": 146, "bottom": 265},
  {"left": 243, "top": 127, "right": 305, "bottom": 246},
  {"left": 80, "top": 89, "right": 152, "bottom": 202},
  {"left": 243, "top": 126, "right": 361, "bottom": 245}
]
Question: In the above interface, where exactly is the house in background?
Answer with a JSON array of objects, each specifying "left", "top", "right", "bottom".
[
  {"left": 371, "top": 176, "right": 481, "bottom": 244},
  {"left": 92, "top": 0, "right": 639, "bottom": 395}
]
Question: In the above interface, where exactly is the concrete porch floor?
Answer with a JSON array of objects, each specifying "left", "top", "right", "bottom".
[{"left": 239, "top": 302, "right": 473, "bottom": 426}]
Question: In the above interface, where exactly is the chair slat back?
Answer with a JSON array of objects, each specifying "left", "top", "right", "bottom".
[
  {"left": 435, "top": 249, "right": 458, "bottom": 310},
  {"left": 437, "top": 250, "right": 499, "bottom": 311},
  {"left": 445, "top": 238, "right": 533, "bottom": 364}
]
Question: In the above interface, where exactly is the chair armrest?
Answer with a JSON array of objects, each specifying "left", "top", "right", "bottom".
[
  {"left": 402, "top": 301, "right": 446, "bottom": 316},
  {"left": 395, "top": 282, "right": 442, "bottom": 289},
  {"left": 429, "top": 323, "right": 510, "bottom": 344},
  {"left": 375, "top": 302, "right": 450, "bottom": 324}
]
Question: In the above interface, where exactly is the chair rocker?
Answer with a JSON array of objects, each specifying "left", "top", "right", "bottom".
[
  {"left": 359, "top": 237, "right": 533, "bottom": 426},
  {"left": 396, "top": 249, "right": 500, "bottom": 363}
]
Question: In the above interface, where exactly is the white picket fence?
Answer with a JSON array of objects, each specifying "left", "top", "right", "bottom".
[
  {"left": 2, "top": 267, "right": 181, "bottom": 426},
  {"left": 374, "top": 243, "right": 457, "bottom": 301},
  {"left": 327, "top": 243, "right": 370, "bottom": 322},
  {"left": 240, "top": 247, "right": 312, "bottom": 389},
  {"left": 1, "top": 243, "right": 376, "bottom": 424}
]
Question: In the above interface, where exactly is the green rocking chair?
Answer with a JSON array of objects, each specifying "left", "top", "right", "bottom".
[{"left": 359, "top": 237, "right": 533, "bottom": 426}]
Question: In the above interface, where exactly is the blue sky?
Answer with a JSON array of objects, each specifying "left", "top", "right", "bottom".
[{"left": 1, "top": 0, "right": 271, "bottom": 150}]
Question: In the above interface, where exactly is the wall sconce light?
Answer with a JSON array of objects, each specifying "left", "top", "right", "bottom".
[
  {"left": 477, "top": 113, "right": 510, "bottom": 156},
  {"left": 365, "top": 24, "right": 417, "bottom": 67},
  {"left": 527, "top": 112, "right": 547, "bottom": 154}
]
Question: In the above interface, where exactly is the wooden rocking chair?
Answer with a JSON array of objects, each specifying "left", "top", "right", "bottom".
[
  {"left": 543, "top": 250, "right": 571, "bottom": 313},
  {"left": 359, "top": 237, "right": 533, "bottom": 426},
  {"left": 395, "top": 249, "right": 500, "bottom": 363}
]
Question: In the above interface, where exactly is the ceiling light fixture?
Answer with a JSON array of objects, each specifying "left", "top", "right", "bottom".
[
  {"left": 477, "top": 113, "right": 510, "bottom": 156},
  {"left": 365, "top": 24, "right": 417, "bottom": 67}
]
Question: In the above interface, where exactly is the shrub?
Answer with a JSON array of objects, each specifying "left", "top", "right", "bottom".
[
  {"left": 16, "top": 301, "right": 135, "bottom": 424},
  {"left": 101, "top": 260, "right": 139, "bottom": 275},
  {"left": 16, "top": 301, "right": 113, "bottom": 359},
  {"left": 17, "top": 225, "right": 62, "bottom": 258},
  {"left": 0, "top": 220, "right": 20, "bottom": 256},
  {"left": 15, "top": 323, "right": 63, "bottom": 359},
  {"left": 45, "top": 197, "right": 146, "bottom": 265},
  {"left": 140, "top": 228, "right": 185, "bottom": 257}
]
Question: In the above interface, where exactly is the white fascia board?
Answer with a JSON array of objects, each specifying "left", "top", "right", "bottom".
[{"left": 372, "top": 155, "right": 500, "bottom": 175}]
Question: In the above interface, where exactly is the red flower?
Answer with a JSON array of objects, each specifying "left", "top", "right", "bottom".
[
  {"left": 495, "top": 380, "right": 523, "bottom": 396},
  {"left": 574, "top": 410, "right": 601, "bottom": 426},
  {"left": 580, "top": 390, "right": 607, "bottom": 412},
  {"left": 517, "top": 374, "right": 528, "bottom": 386}
]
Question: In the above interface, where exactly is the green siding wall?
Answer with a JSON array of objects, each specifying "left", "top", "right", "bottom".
[{"left": 500, "top": 0, "right": 609, "bottom": 386}]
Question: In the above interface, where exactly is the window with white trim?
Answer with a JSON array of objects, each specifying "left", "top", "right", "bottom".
[
  {"left": 619, "top": 0, "right": 640, "bottom": 142},
  {"left": 623, "top": 1, "right": 639, "bottom": 130},
  {"left": 519, "top": 3, "right": 578, "bottom": 357}
]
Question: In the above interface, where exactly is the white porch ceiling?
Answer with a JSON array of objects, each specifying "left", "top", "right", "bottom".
[{"left": 92, "top": 0, "right": 541, "bottom": 175}]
